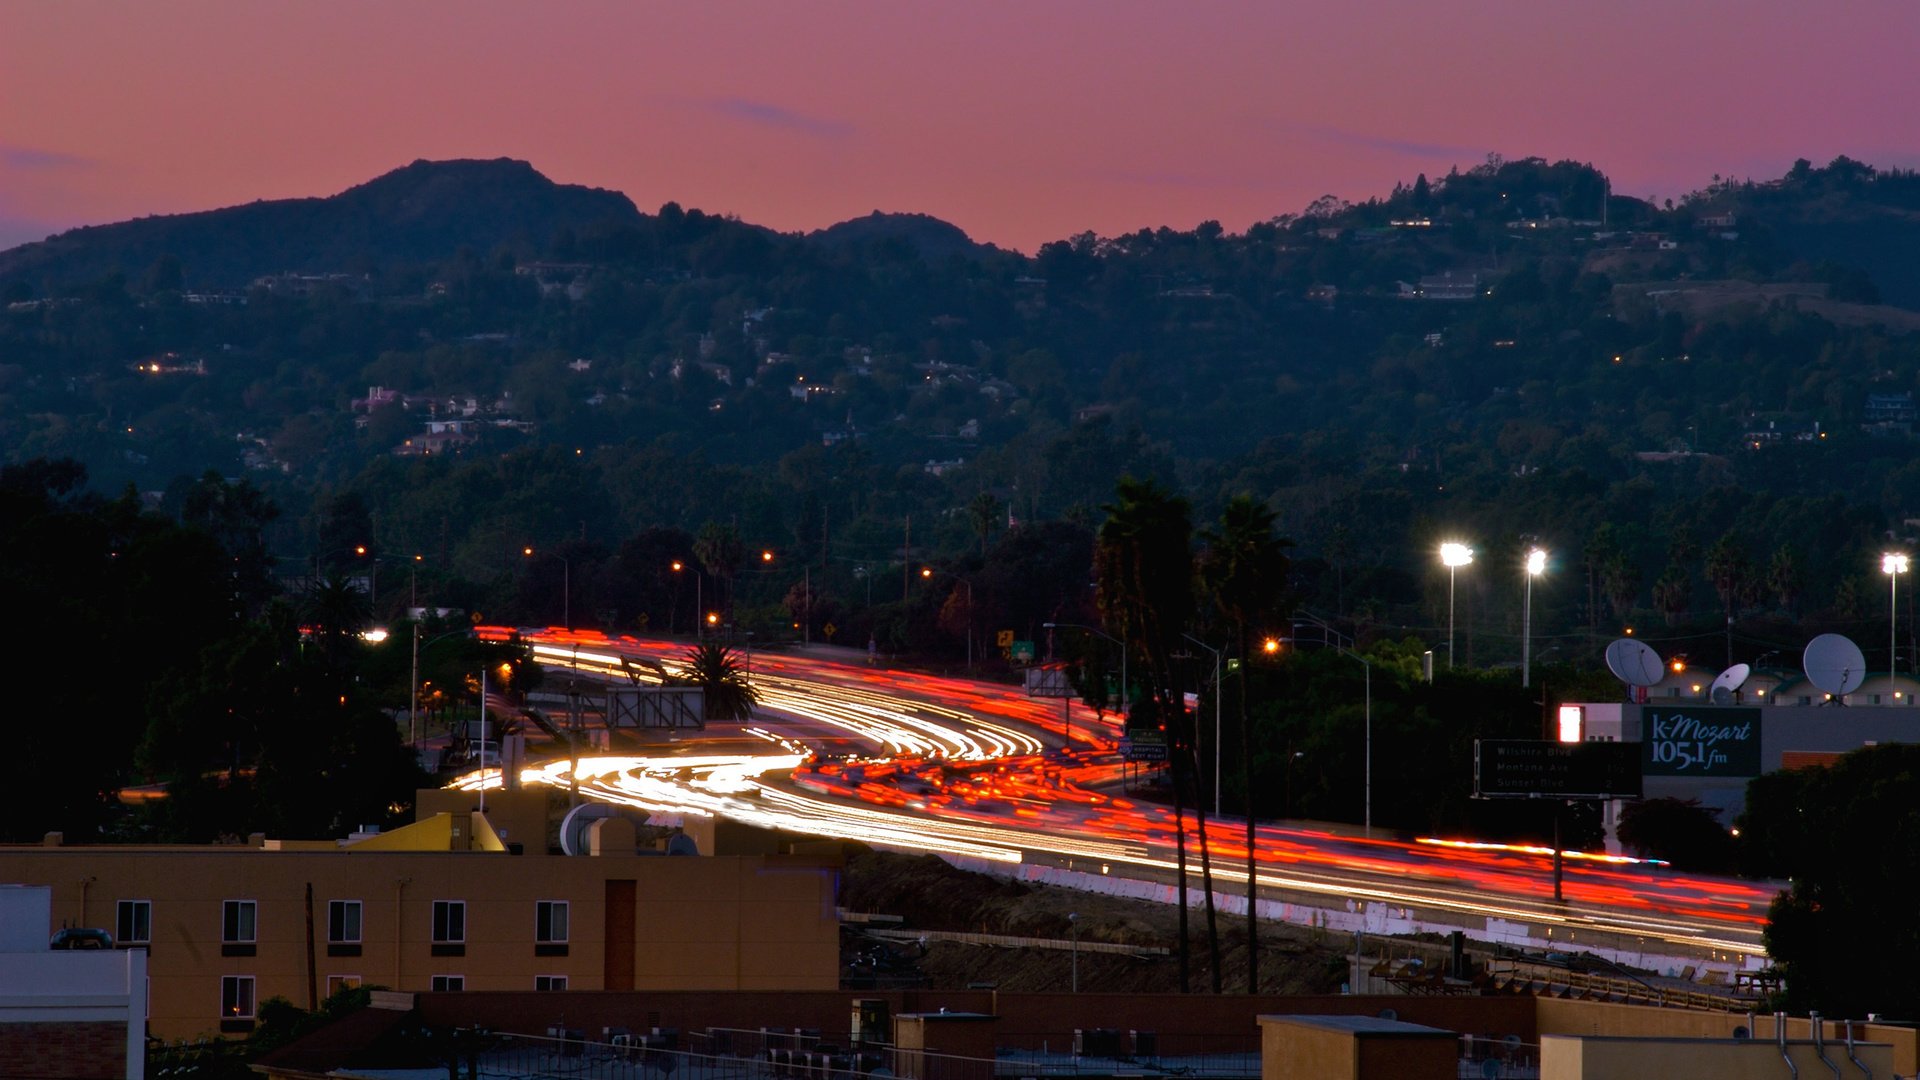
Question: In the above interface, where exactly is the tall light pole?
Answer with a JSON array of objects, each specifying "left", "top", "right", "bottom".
[
  {"left": 1043, "top": 621, "right": 1125, "bottom": 749},
  {"left": 1067, "top": 912, "right": 1080, "bottom": 992},
  {"left": 922, "top": 567, "right": 974, "bottom": 674},
  {"left": 1885, "top": 553, "right": 1908, "bottom": 679},
  {"left": 1523, "top": 547, "right": 1547, "bottom": 688},
  {"left": 523, "top": 546, "right": 571, "bottom": 630},
  {"left": 1440, "top": 542, "right": 1474, "bottom": 670},
  {"left": 1293, "top": 613, "right": 1373, "bottom": 836},
  {"left": 1181, "top": 633, "right": 1224, "bottom": 818}
]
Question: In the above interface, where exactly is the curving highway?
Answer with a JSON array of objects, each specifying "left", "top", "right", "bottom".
[{"left": 454, "top": 627, "right": 1783, "bottom": 965}]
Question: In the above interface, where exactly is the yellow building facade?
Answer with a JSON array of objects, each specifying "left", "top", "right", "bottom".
[{"left": 0, "top": 807, "right": 840, "bottom": 1041}]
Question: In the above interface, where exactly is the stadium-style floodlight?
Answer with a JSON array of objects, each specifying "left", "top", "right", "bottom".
[
  {"left": 1440, "top": 542, "right": 1474, "bottom": 669},
  {"left": 1885, "top": 553, "right": 1909, "bottom": 677},
  {"left": 1523, "top": 548, "right": 1547, "bottom": 687}
]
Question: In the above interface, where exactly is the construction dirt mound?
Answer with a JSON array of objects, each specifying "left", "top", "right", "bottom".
[{"left": 838, "top": 846, "right": 1351, "bottom": 995}]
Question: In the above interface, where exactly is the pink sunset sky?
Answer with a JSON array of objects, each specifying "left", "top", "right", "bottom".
[{"left": 3, "top": 1, "right": 1917, "bottom": 253}]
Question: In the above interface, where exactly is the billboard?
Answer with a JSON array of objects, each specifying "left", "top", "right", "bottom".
[
  {"left": 1641, "top": 707, "right": 1762, "bottom": 777},
  {"left": 1475, "top": 739, "right": 1643, "bottom": 799}
]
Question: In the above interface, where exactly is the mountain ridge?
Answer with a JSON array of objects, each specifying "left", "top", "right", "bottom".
[{"left": 0, "top": 157, "right": 644, "bottom": 289}]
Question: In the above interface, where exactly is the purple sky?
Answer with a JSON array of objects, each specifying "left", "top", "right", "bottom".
[{"left": 3, "top": 1, "right": 1917, "bottom": 253}]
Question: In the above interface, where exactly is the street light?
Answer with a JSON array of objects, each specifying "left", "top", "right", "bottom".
[
  {"left": 921, "top": 567, "right": 975, "bottom": 674},
  {"left": 1523, "top": 547, "right": 1547, "bottom": 688},
  {"left": 1042, "top": 621, "right": 1126, "bottom": 749},
  {"left": 1294, "top": 613, "right": 1373, "bottom": 836},
  {"left": 522, "top": 546, "right": 571, "bottom": 630},
  {"left": 1440, "top": 542, "right": 1474, "bottom": 670},
  {"left": 1885, "top": 553, "right": 1908, "bottom": 678},
  {"left": 1067, "top": 912, "right": 1080, "bottom": 992},
  {"left": 1181, "top": 633, "right": 1224, "bottom": 819}
]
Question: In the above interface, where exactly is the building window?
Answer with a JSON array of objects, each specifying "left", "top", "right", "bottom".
[
  {"left": 535, "top": 900, "right": 569, "bottom": 955},
  {"left": 223, "top": 900, "right": 257, "bottom": 942},
  {"left": 432, "top": 900, "right": 466, "bottom": 956},
  {"left": 117, "top": 900, "right": 151, "bottom": 945},
  {"left": 432, "top": 900, "right": 466, "bottom": 942},
  {"left": 328, "top": 900, "right": 362, "bottom": 943},
  {"left": 221, "top": 975, "right": 256, "bottom": 1018},
  {"left": 222, "top": 900, "right": 257, "bottom": 956},
  {"left": 326, "top": 975, "right": 361, "bottom": 997},
  {"left": 535, "top": 900, "right": 569, "bottom": 942},
  {"left": 536, "top": 975, "right": 569, "bottom": 991},
  {"left": 431, "top": 974, "right": 465, "bottom": 992},
  {"left": 327, "top": 899, "right": 363, "bottom": 956}
]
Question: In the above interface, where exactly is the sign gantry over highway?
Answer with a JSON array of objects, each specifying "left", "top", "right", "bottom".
[{"left": 1474, "top": 739, "right": 1643, "bottom": 800}]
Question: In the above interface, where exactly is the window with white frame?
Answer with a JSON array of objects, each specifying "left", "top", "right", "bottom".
[
  {"left": 326, "top": 975, "right": 362, "bottom": 997},
  {"left": 432, "top": 900, "right": 466, "bottom": 943},
  {"left": 535, "top": 900, "right": 569, "bottom": 943},
  {"left": 222, "top": 900, "right": 257, "bottom": 943},
  {"left": 221, "top": 975, "right": 256, "bottom": 1019},
  {"left": 536, "top": 975, "right": 569, "bottom": 991},
  {"left": 328, "top": 900, "right": 362, "bottom": 943},
  {"left": 430, "top": 974, "right": 465, "bottom": 991},
  {"left": 116, "top": 899, "right": 151, "bottom": 945}
]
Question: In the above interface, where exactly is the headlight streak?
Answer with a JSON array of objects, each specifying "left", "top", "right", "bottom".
[{"left": 489, "top": 630, "right": 1774, "bottom": 957}]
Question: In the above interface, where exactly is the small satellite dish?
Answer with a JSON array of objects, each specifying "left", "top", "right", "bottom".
[
  {"left": 1804, "top": 633, "right": 1868, "bottom": 697},
  {"left": 1604, "top": 637, "right": 1664, "bottom": 688},
  {"left": 1709, "top": 663, "right": 1750, "bottom": 706},
  {"left": 1378, "top": 1008, "right": 1398, "bottom": 1021}
]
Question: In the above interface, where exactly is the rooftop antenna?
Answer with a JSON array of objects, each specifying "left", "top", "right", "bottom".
[{"left": 1804, "top": 633, "right": 1867, "bottom": 702}]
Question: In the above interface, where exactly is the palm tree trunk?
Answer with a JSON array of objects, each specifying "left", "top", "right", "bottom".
[
  {"left": 1172, "top": 762, "right": 1190, "bottom": 994},
  {"left": 1238, "top": 621, "right": 1258, "bottom": 993},
  {"left": 1192, "top": 749, "right": 1222, "bottom": 993}
]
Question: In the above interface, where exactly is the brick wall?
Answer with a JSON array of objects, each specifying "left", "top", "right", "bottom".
[{"left": 0, "top": 1021, "right": 127, "bottom": 1080}]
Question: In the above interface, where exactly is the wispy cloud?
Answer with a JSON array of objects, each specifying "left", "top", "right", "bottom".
[
  {"left": 695, "top": 98, "right": 853, "bottom": 138},
  {"left": 1286, "top": 123, "right": 1486, "bottom": 163},
  {"left": 0, "top": 143, "right": 92, "bottom": 170},
  {"left": 1094, "top": 169, "right": 1241, "bottom": 190}
]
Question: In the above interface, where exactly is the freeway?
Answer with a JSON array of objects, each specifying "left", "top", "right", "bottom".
[{"left": 458, "top": 627, "right": 1783, "bottom": 964}]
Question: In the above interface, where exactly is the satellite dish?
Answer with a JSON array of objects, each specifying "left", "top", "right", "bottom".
[
  {"left": 1804, "top": 633, "right": 1868, "bottom": 697},
  {"left": 1604, "top": 638, "right": 1664, "bottom": 688},
  {"left": 559, "top": 802, "right": 635, "bottom": 855},
  {"left": 1709, "top": 663, "right": 1750, "bottom": 706}
]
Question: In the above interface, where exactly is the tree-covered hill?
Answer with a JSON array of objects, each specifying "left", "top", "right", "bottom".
[
  {"left": 5, "top": 153, "right": 1920, "bottom": 682},
  {"left": 0, "top": 158, "right": 643, "bottom": 290}
]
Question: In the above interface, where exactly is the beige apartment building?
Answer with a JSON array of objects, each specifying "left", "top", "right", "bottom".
[{"left": 0, "top": 794, "right": 840, "bottom": 1041}]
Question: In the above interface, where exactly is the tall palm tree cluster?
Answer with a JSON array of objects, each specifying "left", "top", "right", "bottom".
[{"left": 1095, "top": 479, "right": 1293, "bottom": 993}]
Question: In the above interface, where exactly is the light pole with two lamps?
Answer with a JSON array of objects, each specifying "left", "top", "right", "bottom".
[
  {"left": 1523, "top": 547, "right": 1547, "bottom": 688},
  {"left": 1291, "top": 613, "right": 1373, "bottom": 836},
  {"left": 1440, "top": 542, "right": 1474, "bottom": 669},
  {"left": 1042, "top": 621, "right": 1126, "bottom": 749}
]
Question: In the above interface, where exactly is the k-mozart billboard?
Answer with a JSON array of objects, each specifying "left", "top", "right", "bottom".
[{"left": 1641, "top": 707, "right": 1762, "bottom": 777}]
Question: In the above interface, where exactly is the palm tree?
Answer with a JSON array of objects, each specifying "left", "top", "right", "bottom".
[
  {"left": 693, "top": 522, "right": 745, "bottom": 620},
  {"left": 1096, "top": 476, "right": 1198, "bottom": 989},
  {"left": 1201, "top": 494, "right": 1292, "bottom": 992},
  {"left": 1705, "top": 534, "right": 1751, "bottom": 666},
  {"left": 676, "top": 642, "right": 759, "bottom": 722},
  {"left": 967, "top": 492, "right": 1003, "bottom": 556},
  {"left": 304, "top": 571, "right": 370, "bottom": 676},
  {"left": 1768, "top": 545, "right": 1803, "bottom": 615}
]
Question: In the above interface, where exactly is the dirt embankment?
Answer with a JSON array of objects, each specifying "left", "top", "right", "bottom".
[{"left": 838, "top": 846, "right": 1352, "bottom": 995}]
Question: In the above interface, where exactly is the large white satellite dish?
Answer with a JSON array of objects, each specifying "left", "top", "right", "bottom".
[
  {"left": 1604, "top": 637, "right": 1664, "bottom": 688},
  {"left": 1803, "top": 633, "right": 1867, "bottom": 698},
  {"left": 1709, "top": 663, "right": 1751, "bottom": 705}
]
